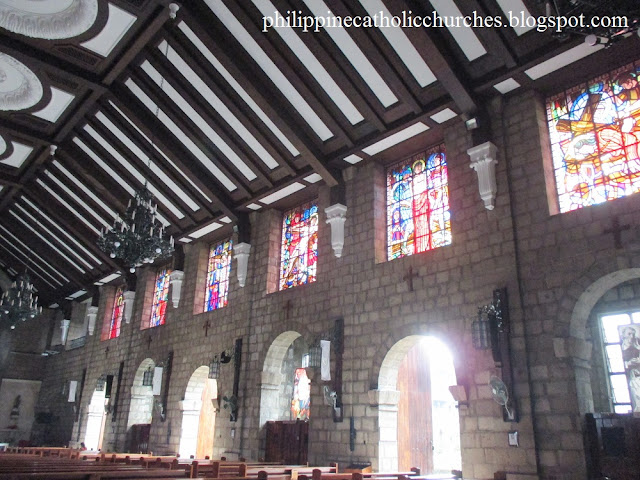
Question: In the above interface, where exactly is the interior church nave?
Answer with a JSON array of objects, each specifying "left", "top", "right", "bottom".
[{"left": 1, "top": 2, "right": 640, "bottom": 480}]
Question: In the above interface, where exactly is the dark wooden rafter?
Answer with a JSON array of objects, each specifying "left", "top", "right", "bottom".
[
  {"left": 100, "top": 92, "right": 239, "bottom": 221},
  {"left": 83, "top": 112, "right": 197, "bottom": 227},
  {"left": 175, "top": 8, "right": 339, "bottom": 187},
  {"left": 266, "top": 0, "right": 386, "bottom": 136},
  {"left": 322, "top": 0, "right": 423, "bottom": 116},
  {"left": 199, "top": 0, "right": 351, "bottom": 150},
  {"left": 142, "top": 47, "right": 276, "bottom": 191},
  {"left": 162, "top": 31, "right": 298, "bottom": 179},
  {"left": 382, "top": 0, "right": 478, "bottom": 116},
  {"left": 120, "top": 70, "right": 252, "bottom": 201}
]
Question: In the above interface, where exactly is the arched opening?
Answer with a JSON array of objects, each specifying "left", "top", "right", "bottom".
[
  {"left": 178, "top": 365, "right": 218, "bottom": 459},
  {"left": 377, "top": 335, "right": 461, "bottom": 475},
  {"left": 259, "top": 331, "right": 310, "bottom": 463},
  {"left": 125, "top": 359, "right": 155, "bottom": 453},
  {"left": 84, "top": 387, "right": 107, "bottom": 451}
]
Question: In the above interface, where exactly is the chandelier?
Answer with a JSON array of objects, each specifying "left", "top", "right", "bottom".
[
  {"left": 0, "top": 272, "right": 42, "bottom": 329},
  {"left": 541, "top": 0, "right": 640, "bottom": 45},
  {"left": 97, "top": 184, "right": 174, "bottom": 273}
]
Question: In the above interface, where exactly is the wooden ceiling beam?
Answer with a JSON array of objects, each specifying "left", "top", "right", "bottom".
[{"left": 383, "top": 0, "right": 479, "bottom": 116}]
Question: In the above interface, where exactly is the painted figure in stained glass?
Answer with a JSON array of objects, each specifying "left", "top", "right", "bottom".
[
  {"left": 387, "top": 145, "right": 450, "bottom": 260},
  {"left": 547, "top": 61, "right": 640, "bottom": 212},
  {"left": 150, "top": 268, "right": 171, "bottom": 327},
  {"left": 109, "top": 286, "right": 124, "bottom": 339},
  {"left": 291, "top": 368, "right": 310, "bottom": 420},
  {"left": 205, "top": 240, "right": 232, "bottom": 312},
  {"left": 280, "top": 203, "right": 318, "bottom": 290},
  {"left": 619, "top": 324, "right": 640, "bottom": 411}
]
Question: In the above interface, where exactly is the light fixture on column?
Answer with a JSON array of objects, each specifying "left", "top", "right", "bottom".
[
  {"left": 208, "top": 355, "right": 220, "bottom": 379},
  {"left": 0, "top": 271, "right": 42, "bottom": 329}
]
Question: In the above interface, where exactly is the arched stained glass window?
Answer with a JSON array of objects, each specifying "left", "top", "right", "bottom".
[
  {"left": 280, "top": 202, "right": 318, "bottom": 290},
  {"left": 205, "top": 240, "right": 233, "bottom": 312},
  {"left": 150, "top": 267, "right": 171, "bottom": 327},
  {"left": 109, "top": 286, "right": 124, "bottom": 339},
  {"left": 386, "top": 144, "right": 451, "bottom": 260},
  {"left": 546, "top": 60, "right": 640, "bottom": 212}
]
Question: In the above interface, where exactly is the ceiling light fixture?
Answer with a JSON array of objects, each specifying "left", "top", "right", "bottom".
[{"left": 0, "top": 271, "right": 42, "bottom": 329}]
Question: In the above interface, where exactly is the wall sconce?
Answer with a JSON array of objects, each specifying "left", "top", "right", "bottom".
[
  {"left": 308, "top": 344, "right": 322, "bottom": 369},
  {"left": 96, "top": 374, "right": 107, "bottom": 391},
  {"left": 142, "top": 367, "right": 154, "bottom": 387},
  {"left": 472, "top": 307, "right": 491, "bottom": 350},
  {"left": 208, "top": 355, "right": 220, "bottom": 379},
  {"left": 220, "top": 347, "right": 237, "bottom": 365}
]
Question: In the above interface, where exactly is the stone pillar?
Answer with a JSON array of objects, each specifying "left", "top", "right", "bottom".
[
  {"left": 123, "top": 291, "right": 136, "bottom": 324},
  {"left": 369, "top": 389, "right": 400, "bottom": 472}
]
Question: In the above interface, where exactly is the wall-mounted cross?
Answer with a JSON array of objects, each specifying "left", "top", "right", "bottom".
[
  {"left": 283, "top": 300, "right": 293, "bottom": 320},
  {"left": 604, "top": 216, "right": 630, "bottom": 249},
  {"left": 203, "top": 319, "right": 211, "bottom": 337},
  {"left": 403, "top": 266, "right": 419, "bottom": 292}
]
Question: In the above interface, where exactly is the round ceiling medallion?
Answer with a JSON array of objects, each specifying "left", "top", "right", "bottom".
[
  {"left": 0, "top": 52, "right": 43, "bottom": 111},
  {"left": 0, "top": 0, "right": 98, "bottom": 40}
]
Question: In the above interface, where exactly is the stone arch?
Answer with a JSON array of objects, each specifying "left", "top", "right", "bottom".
[
  {"left": 372, "top": 333, "right": 460, "bottom": 473},
  {"left": 259, "top": 331, "right": 305, "bottom": 427},
  {"left": 178, "top": 365, "right": 217, "bottom": 459},
  {"left": 127, "top": 358, "right": 155, "bottom": 428},
  {"left": 557, "top": 266, "right": 640, "bottom": 416}
]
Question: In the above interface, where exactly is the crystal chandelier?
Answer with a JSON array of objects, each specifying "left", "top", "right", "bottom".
[
  {"left": 0, "top": 272, "right": 42, "bottom": 329},
  {"left": 97, "top": 185, "right": 174, "bottom": 273}
]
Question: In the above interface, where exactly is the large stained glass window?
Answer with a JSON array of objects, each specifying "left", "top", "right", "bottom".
[
  {"left": 109, "top": 286, "right": 124, "bottom": 339},
  {"left": 150, "top": 267, "right": 171, "bottom": 327},
  {"left": 280, "top": 203, "right": 318, "bottom": 290},
  {"left": 386, "top": 144, "right": 451, "bottom": 260},
  {"left": 547, "top": 61, "right": 640, "bottom": 212},
  {"left": 205, "top": 240, "right": 233, "bottom": 312}
]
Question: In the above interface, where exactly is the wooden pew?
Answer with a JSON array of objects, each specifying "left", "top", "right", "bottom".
[{"left": 190, "top": 461, "right": 247, "bottom": 478}]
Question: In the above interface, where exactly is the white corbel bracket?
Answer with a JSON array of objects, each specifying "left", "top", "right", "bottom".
[
  {"left": 86, "top": 305, "right": 99, "bottom": 336},
  {"left": 325, "top": 203, "right": 347, "bottom": 258},
  {"left": 234, "top": 243, "right": 251, "bottom": 288},
  {"left": 123, "top": 291, "right": 136, "bottom": 324},
  {"left": 169, "top": 270, "right": 184, "bottom": 308},
  {"left": 468, "top": 141, "right": 498, "bottom": 210}
]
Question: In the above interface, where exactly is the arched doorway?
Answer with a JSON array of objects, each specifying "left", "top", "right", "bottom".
[
  {"left": 377, "top": 335, "right": 461, "bottom": 475},
  {"left": 84, "top": 387, "right": 107, "bottom": 451},
  {"left": 259, "top": 331, "right": 310, "bottom": 463},
  {"left": 178, "top": 365, "right": 218, "bottom": 459},
  {"left": 126, "top": 359, "right": 155, "bottom": 453}
]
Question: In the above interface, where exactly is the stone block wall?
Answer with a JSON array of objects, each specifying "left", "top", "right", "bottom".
[{"left": 16, "top": 82, "right": 640, "bottom": 480}]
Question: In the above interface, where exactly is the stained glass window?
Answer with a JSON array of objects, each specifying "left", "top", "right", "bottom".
[
  {"left": 109, "top": 286, "right": 124, "bottom": 339},
  {"left": 386, "top": 144, "right": 451, "bottom": 260},
  {"left": 150, "top": 267, "right": 171, "bottom": 327},
  {"left": 279, "top": 202, "right": 318, "bottom": 290},
  {"left": 291, "top": 368, "right": 310, "bottom": 420},
  {"left": 205, "top": 240, "right": 233, "bottom": 312},
  {"left": 547, "top": 61, "right": 640, "bottom": 212}
]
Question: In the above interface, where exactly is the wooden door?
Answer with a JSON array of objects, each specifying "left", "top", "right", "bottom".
[
  {"left": 397, "top": 342, "right": 433, "bottom": 473},
  {"left": 196, "top": 379, "right": 217, "bottom": 458},
  {"left": 265, "top": 420, "right": 308, "bottom": 464}
]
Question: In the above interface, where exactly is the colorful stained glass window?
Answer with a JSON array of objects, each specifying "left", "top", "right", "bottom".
[
  {"left": 291, "top": 368, "right": 310, "bottom": 420},
  {"left": 205, "top": 240, "right": 233, "bottom": 312},
  {"left": 547, "top": 61, "right": 640, "bottom": 212},
  {"left": 109, "top": 286, "right": 124, "bottom": 339},
  {"left": 386, "top": 144, "right": 451, "bottom": 260},
  {"left": 150, "top": 267, "right": 171, "bottom": 327},
  {"left": 279, "top": 202, "right": 318, "bottom": 290}
]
